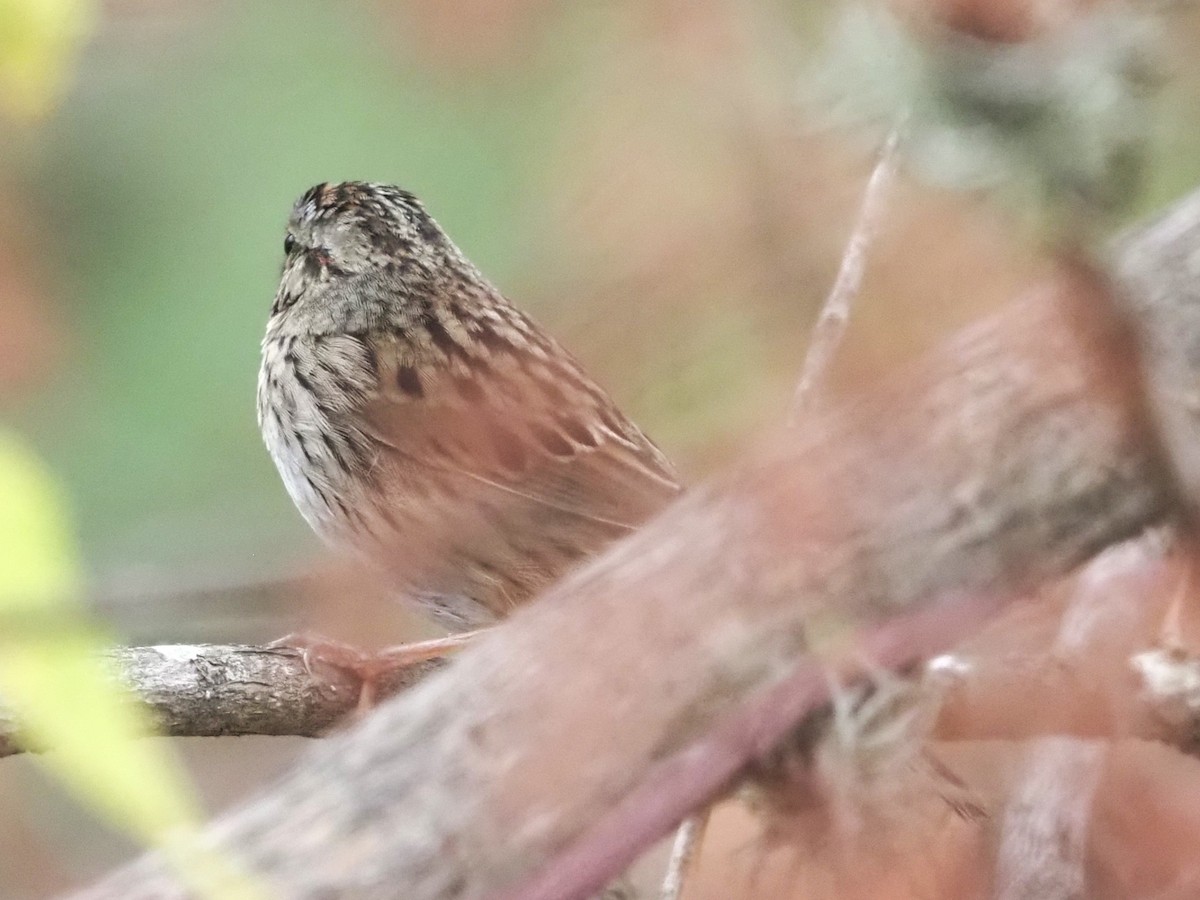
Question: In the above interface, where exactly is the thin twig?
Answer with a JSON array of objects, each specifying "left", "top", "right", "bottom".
[
  {"left": 0, "top": 642, "right": 445, "bottom": 758},
  {"left": 658, "top": 813, "right": 710, "bottom": 900},
  {"left": 660, "top": 120, "right": 907, "bottom": 900},
  {"left": 791, "top": 122, "right": 905, "bottom": 421}
]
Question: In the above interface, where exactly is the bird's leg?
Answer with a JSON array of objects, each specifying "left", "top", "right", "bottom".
[
  {"left": 269, "top": 631, "right": 374, "bottom": 679},
  {"left": 356, "top": 630, "right": 485, "bottom": 708},
  {"left": 375, "top": 630, "right": 482, "bottom": 665}
]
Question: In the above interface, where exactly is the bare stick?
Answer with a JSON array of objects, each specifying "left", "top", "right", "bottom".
[
  {"left": 791, "top": 122, "right": 905, "bottom": 420},
  {"left": 658, "top": 813, "right": 709, "bottom": 900},
  {"left": 0, "top": 643, "right": 444, "bottom": 759}
]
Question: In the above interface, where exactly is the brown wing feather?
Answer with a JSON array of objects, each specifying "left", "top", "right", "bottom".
[
  {"left": 358, "top": 319, "right": 679, "bottom": 518},
  {"left": 336, "top": 319, "right": 681, "bottom": 622}
]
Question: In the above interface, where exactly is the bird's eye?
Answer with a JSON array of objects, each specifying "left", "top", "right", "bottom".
[{"left": 283, "top": 233, "right": 297, "bottom": 256}]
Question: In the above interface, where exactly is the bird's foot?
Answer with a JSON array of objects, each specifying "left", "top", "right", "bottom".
[{"left": 269, "top": 630, "right": 482, "bottom": 713}]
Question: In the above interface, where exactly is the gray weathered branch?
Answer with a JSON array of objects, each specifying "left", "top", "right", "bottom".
[
  {"left": 0, "top": 644, "right": 441, "bottom": 759},
  {"left": 70, "top": 189, "right": 1200, "bottom": 900}
]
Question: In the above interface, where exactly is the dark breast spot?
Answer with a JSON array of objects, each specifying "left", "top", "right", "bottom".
[{"left": 397, "top": 365, "right": 424, "bottom": 398}]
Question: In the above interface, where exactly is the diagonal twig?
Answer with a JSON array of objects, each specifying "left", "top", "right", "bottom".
[
  {"left": 791, "top": 121, "right": 905, "bottom": 421},
  {"left": 657, "top": 812, "right": 710, "bottom": 900},
  {"left": 656, "top": 119, "right": 908, "bottom": 900}
]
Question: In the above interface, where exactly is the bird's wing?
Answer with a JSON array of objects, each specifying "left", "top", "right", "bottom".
[{"left": 346, "top": 310, "right": 682, "bottom": 538}]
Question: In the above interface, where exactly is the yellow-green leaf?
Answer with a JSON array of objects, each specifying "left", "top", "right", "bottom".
[
  {"left": 0, "top": 0, "right": 94, "bottom": 120},
  {"left": 0, "top": 431, "right": 265, "bottom": 898}
]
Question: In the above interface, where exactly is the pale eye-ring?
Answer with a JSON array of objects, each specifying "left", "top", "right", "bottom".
[{"left": 283, "top": 233, "right": 298, "bottom": 256}]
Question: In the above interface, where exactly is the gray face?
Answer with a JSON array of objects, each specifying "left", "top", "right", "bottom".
[{"left": 268, "top": 182, "right": 464, "bottom": 335}]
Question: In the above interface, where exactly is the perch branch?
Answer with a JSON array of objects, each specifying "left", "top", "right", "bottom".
[{"left": 0, "top": 643, "right": 442, "bottom": 758}]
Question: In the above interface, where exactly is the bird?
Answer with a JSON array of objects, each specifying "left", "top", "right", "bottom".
[{"left": 257, "top": 181, "right": 682, "bottom": 636}]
